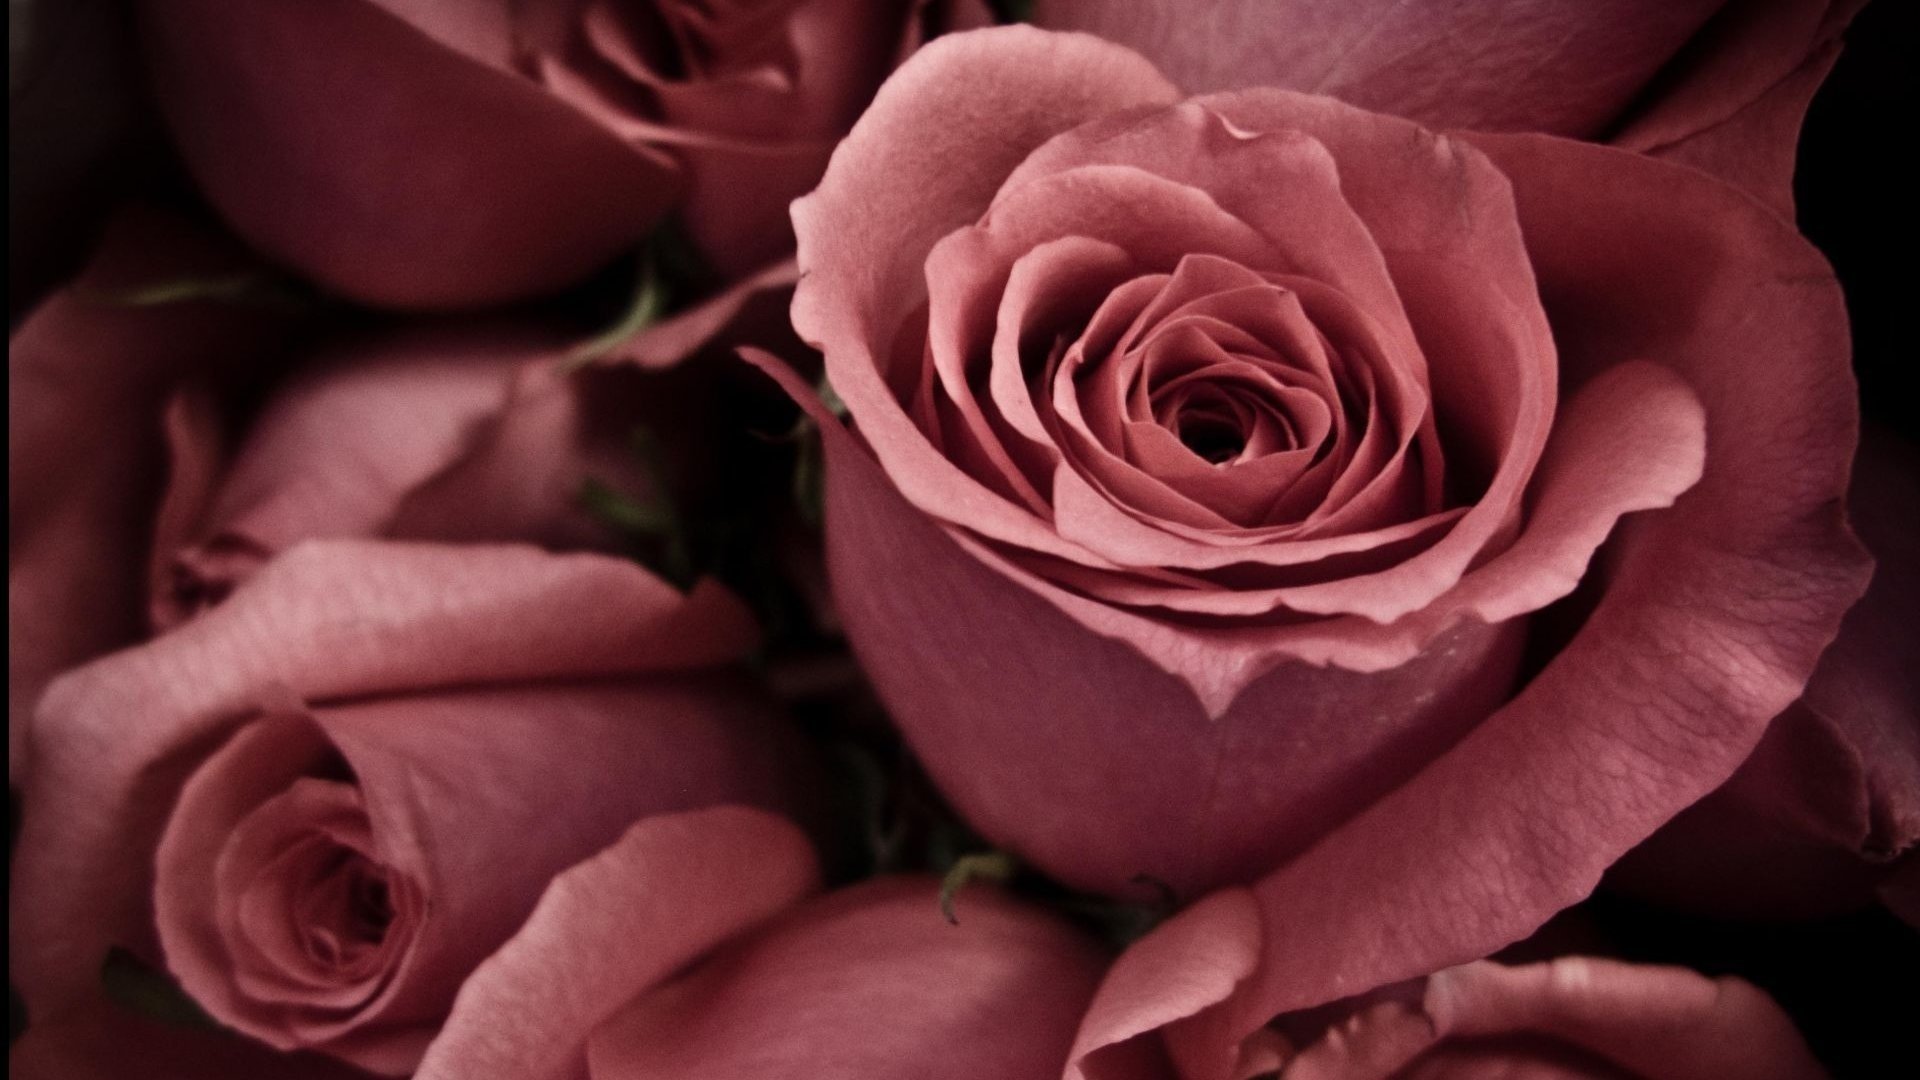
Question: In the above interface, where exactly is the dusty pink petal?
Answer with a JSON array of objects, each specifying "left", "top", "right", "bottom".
[
  {"left": 8, "top": 209, "right": 289, "bottom": 777},
  {"left": 414, "top": 806, "right": 819, "bottom": 1080},
  {"left": 1142, "top": 132, "right": 1865, "bottom": 1078},
  {"left": 606, "top": 258, "right": 801, "bottom": 369},
  {"left": 792, "top": 25, "right": 1179, "bottom": 568},
  {"left": 586, "top": 877, "right": 1109, "bottom": 1080},
  {"left": 1609, "top": 428, "right": 1919, "bottom": 918},
  {"left": 1068, "top": 889, "right": 1263, "bottom": 1080},
  {"left": 9, "top": 999, "right": 364, "bottom": 1080},
  {"left": 1418, "top": 958, "right": 1829, "bottom": 1080},
  {"left": 750, "top": 346, "right": 1527, "bottom": 895},
  {"left": 1614, "top": 0, "right": 1866, "bottom": 215},
  {"left": 1029, "top": 0, "right": 1723, "bottom": 135},
  {"left": 137, "top": 0, "right": 679, "bottom": 308},
  {"left": 12, "top": 540, "right": 759, "bottom": 1016},
  {"left": 152, "top": 326, "right": 538, "bottom": 627},
  {"left": 154, "top": 678, "right": 809, "bottom": 1073}
]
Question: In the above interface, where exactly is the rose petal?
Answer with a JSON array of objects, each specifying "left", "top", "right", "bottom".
[
  {"left": 1420, "top": 958, "right": 1829, "bottom": 1080},
  {"left": 414, "top": 806, "right": 819, "bottom": 1080},
  {"left": 8, "top": 209, "right": 288, "bottom": 777},
  {"left": 1149, "top": 131, "right": 1866, "bottom": 1079},
  {"left": 1613, "top": 0, "right": 1866, "bottom": 215},
  {"left": 793, "top": 25, "right": 1180, "bottom": 568},
  {"left": 586, "top": 878, "right": 1108, "bottom": 1080},
  {"left": 137, "top": 0, "right": 679, "bottom": 308},
  {"left": 13, "top": 540, "right": 759, "bottom": 1015},
  {"left": 1029, "top": 0, "right": 1722, "bottom": 135}
]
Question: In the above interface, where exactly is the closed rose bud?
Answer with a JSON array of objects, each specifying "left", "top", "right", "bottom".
[{"left": 11, "top": 541, "right": 818, "bottom": 1076}]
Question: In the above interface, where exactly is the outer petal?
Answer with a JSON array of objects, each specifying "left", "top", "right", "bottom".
[
  {"left": 415, "top": 807, "right": 819, "bottom": 1080},
  {"left": 1270, "top": 957, "right": 1828, "bottom": 1080},
  {"left": 136, "top": 0, "right": 679, "bottom": 308},
  {"left": 586, "top": 877, "right": 1109, "bottom": 1080},
  {"left": 8, "top": 209, "right": 289, "bottom": 775},
  {"left": 1608, "top": 428, "right": 1920, "bottom": 918},
  {"left": 10, "top": 999, "right": 363, "bottom": 1080},
  {"left": 11, "top": 540, "right": 758, "bottom": 1015},
  {"left": 1614, "top": 0, "right": 1866, "bottom": 215},
  {"left": 1124, "top": 130, "right": 1869, "bottom": 1077},
  {"left": 1029, "top": 0, "right": 1724, "bottom": 134},
  {"left": 1417, "top": 957, "right": 1830, "bottom": 1080}
]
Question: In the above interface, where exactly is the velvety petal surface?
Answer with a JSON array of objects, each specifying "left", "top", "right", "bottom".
[
  {"left": 415, "top": 807, "right": 819, "bottom": 1080},
  {"left": 586, "top": 877, "right": 1109, "bottom": 1079},
  {"left": 136, "top": 0, "right": 679, "bottom": 308},
  {"left": 1089, "top": 130, "right": 1866, "bottom": 1078},
  {"left": 8, "top": 209, "right": 289, "bottom": 775},
  {"left": 12, "top": 540, "right": 759, "bottom": 1016}
]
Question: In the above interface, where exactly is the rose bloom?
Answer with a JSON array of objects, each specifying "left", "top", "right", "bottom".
[
  {"left": 8, "top": 209, "right": 742, "bottom": 772},
  {"left": 10, "top": 539, "right": 819, "bottom": 1076},
  {"left": 135, "top": 0, "right": 989, "bottom": 307},
  {"left": 763, "top": 23, "right": 1872, "bottom": 1070}
]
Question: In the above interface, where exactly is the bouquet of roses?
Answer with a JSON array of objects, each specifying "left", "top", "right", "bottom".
[{"left": 10, "top": 1, "right": 1913, "bottom": 1077}]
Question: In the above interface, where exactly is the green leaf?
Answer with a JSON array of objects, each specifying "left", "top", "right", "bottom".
[
  {"left": 84, "top": 272, "right": 313, "bottom": 311},
  {"left": 938, "top": 851, "right": 1019, "bottom": 925},
  {"left": 564, "top": 257, "right": 669, "bottom": 369}
]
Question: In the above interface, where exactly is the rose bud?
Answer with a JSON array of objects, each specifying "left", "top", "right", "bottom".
[
  {"left": 11, "top": 540, "right": 818, "bottom": 1076},
  {"left": 136, "top": 0, "right": 991, "bottom": 308},
  {"left": 521, "top": 878, "right": 1107, "bottom": 1080},
  {"left": 761, "top": 25, "right": 1869, "bottom": 1062},
  {"left": 1609, "top": 427, "right": 1919, "bottom": 921},
  {"left": 1032, "top": 0, "right": 1864, "bottom": 214},
  {"left": 146, "top": 321, "right": 694, "bottom": 630},
  {"left": 8, "top": 208, "right": 293, "bottom": 775},
  {"left": 1236, "top": 957, "right": 1829, "bottom": 1080}
]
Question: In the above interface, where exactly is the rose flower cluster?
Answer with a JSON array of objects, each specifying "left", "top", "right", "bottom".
[{"left": 9, "top": 1, "right": 1914, "bottom": 1078}]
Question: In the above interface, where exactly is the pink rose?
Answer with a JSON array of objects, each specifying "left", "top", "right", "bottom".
[
  {"left": 8, "top": 211, "right": 734, "bottom": 772},
  {"left": 580, "top": 878, "right": 1108, "bottom": 1080},
  {"left": 1610, "top": 427, "right": 1919, "bottom": 922},
  {"left": 1031, "top": 0, "right": 1864, "bottom": 215},
  {"left": 1259, "top": 956, "right": 1830, "bottom": 1080},
  {"left": 8, "top": 210, "right": 292, "bottom": 771},
  {"left": 10, "top": 540, "right": 817, "bottom": 1075},
  {"left": 136, "top": 0, "right": 990, "bottom": 308},
  {"left": 763, "top": 23, "right": 1870, "bottom": 1063}
]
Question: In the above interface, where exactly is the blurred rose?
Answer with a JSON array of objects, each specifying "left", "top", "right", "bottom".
[
  {"left": 575, "top": 877, "right": 1108, "bottom": 1080},
  {"left": 1250, "top": 956, "right": 1829, "bottom": 1080},
  {"left": 10, "top": 540, "right": 818, "bottom": 1076},
  {"left": 766, "top": 25, "right": 1868, "bottom": 1065},
  {"left": 9, "top": 209, "right": 291, "bottom": 772},
  {"left": 1031, "top": 0, "right": 1864, "bottom": 214},
  {"left": 1610, "top": 427, "right": 1919, "bottom": 922},
  {"left": 8, "top": 211, "right": 729, "bottom": 775},
  {"left": 135, "top": 0, "right": 990, "bottom": 308}
]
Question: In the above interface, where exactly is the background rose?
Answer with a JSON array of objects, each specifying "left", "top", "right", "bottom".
[
  {"left": 8, "top": 209, "right": 293, "bottom": 771},
  {"left": 1260, "top": 956, "right": 1830, "bottom": 1080},
  {"left": 1030, "top": 0, "right": 1864, "bottom": 215},
  {"left": 10, "top": 540, "right": 818, "bottom": 1075},
  {"left": 774, "top": 24, "right": 1869, "bottom": 1067},
  {"left": 135, "top": 0, "right": 988, "bottom": 308}
]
